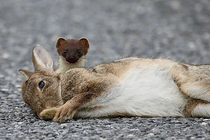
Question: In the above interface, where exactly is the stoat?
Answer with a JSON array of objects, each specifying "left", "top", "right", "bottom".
[{"left": 55, "top": 37, "right": 89, "bottom": 73}]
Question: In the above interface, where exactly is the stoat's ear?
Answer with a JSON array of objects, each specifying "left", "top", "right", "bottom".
[
  {"left": 32, "top": 44, "right": 54, "bottom": 71},
  {"left": 79, "top": 38, "right": 89, "bottom": 49},
  {"left": 56, "top": 38, "right": 66, "bottom": 48}
]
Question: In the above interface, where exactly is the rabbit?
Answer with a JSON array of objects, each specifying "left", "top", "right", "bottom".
[
  {"left": 55, "top": 37, "right": 89, "bottom": 73},
  {"left": 19, "top": 45, "right": 210, "bottom": 122}
]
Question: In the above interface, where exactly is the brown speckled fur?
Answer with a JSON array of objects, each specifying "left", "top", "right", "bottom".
[{"left": 20, "top": 45, "right": 210, "bottom": 121}]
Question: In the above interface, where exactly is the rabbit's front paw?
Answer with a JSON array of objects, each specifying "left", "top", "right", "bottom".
[
  {"left": 52, "top": 103, "right": 76, "bottom": 122},
  {"left": 40, "top": 107, "right": 58, "bottom": 120}
]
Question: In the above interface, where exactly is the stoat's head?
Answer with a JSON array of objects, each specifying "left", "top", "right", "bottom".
[{"left": 56, "top": 37, "right": 89, "bottom": 64}]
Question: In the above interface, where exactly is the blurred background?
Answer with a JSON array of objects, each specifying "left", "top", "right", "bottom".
[
  {"left": 1, "top": 0, "right": 210, "bottom": 139},
  {"left": 1, "top": 0, "right": 210, "bottom": 71}
]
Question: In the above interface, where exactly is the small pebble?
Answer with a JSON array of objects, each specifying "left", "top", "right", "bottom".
[{"left": 60, "top": 124, "right": 68, "bottom": 128}]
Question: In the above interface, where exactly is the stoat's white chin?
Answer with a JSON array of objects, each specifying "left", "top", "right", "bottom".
[{"left": 55, "top": 56, "right": 86, "bottom": 73}]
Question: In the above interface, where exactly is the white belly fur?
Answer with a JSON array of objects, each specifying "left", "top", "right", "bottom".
[{"left": 75, "top": 64, "right": 188, "bottom": 118}]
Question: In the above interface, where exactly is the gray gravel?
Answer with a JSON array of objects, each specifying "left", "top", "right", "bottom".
[{"left": 1, "top": 0, "right": 210, "bottom": 139}]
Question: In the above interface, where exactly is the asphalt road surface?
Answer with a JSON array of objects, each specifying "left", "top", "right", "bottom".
[{"left": 1, "top": 0, "right": 210, "bottom": 139}]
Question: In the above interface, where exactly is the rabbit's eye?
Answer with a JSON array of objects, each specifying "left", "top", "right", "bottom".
[{"left": 38, "top": 80, "right": 45, "bottom": 90}]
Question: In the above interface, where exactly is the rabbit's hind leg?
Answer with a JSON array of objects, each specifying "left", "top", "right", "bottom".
[
  {"left": 185, "top": 99, "right": 210, "bottom": 118},
  {"left": 181, "top": 82, "right": 210, "bottom": 102},
  {"left": 180, "top": 65, "right": 210, "bottom": 102}
]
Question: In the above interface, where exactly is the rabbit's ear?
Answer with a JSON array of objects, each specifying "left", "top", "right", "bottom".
[
  {"left": 19, "top": 69, "right": 33, "bottom": 80},
  {"left": 32, "top": 45, "right": 54, "bottom": 71}
]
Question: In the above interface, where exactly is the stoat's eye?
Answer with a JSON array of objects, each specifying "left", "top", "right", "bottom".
[
  {"left": 38, "top": 80, "right": 45, "bottom": 90},
  {"left": 77, "top": 49, "right": 82, "bottom": 54},
  {"left": 62, "top": 50, "right": 67, "bottom": 56}
]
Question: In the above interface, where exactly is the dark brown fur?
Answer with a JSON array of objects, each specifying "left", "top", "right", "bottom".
[{"left": 56, "top": 38, "right": 89, "bottom": 63}]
